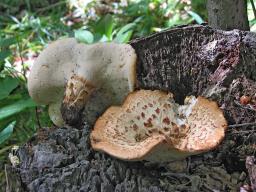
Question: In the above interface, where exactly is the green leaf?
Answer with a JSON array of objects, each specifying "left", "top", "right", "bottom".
[
  {"left": 104, "top": 15, "right": 114, "bottom": 39},
  {"left": 115, "top": 31, "right": 133, "bottom": 43},
  {"left": 165, "top": 14, "right": 181, "bottom": 27},
  {"left": 75, "top": 30, "right": 94, "bottom": 44},
  {"left": 0, "top": 37, "right": 16, "bottom": 47},
  {"left": 0, "top": 121, "right": 15, "bottom": 145},
  {"left": 0, "top": 50, "right": 11, "bottom": 61},
  {"left": 0, "top": 76, "right": 19, "bottom": 100},
  {"left": 250, "top": 19, "right": 256, "bottom": 25},
  {"left": 187, "top": 11, "right": 204, "bottom": 24},
  {"left": 0, "top": 99, "right": 36, "bottom": 121},
  {"left": 133, "top": 16, "right": 144, "bottom": 24},
  {"left": 93, "top": 33, "right": 103, "bottom": 43},
  {"left": 114, "top": 23, "right": 136, "bottom": 43},
  {"left": 95, "top": 14, "right": 114, "bottom": 40},
  {"left": 0, "top": 94, "right": 23, "bottom": 108}
]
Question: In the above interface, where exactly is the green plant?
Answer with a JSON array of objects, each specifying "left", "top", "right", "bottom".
[
  {"left": 0, "top": 6, "right": 75, "bottom": 166},
  {"left": 0, "top": 12, "right": 67, "bottom": 189},
  {"left": 72, "top": 0, "right": 205, "bottom": 45},
  {"left": 75, "top": 14, "right": 137, "bottom": 43},
  {"left": 0, "top": 38, "right": 36, "bottom": 145},
  {"left": 0, "top": 11, "right": 71, "bottom": 187}
]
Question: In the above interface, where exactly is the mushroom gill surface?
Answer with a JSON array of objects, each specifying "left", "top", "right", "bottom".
[{"left": 90, "top": 90, "right": 227, "bottom": 162}]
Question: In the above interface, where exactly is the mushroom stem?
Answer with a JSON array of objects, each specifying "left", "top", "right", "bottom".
[
  {"left": 48, "top": 101, "right": 64, "bottom": 127},
  {"left": 61, "top": 75, "right": 95, "bottom": 126}
]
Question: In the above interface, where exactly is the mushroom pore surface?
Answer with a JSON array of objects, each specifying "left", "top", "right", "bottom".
[{"left": 90, "top": 90, "right": 228, "bottom": 162}]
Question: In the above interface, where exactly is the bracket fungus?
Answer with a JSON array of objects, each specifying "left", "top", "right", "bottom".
[
  {"left": 90, "top": 90, "right": 228, "bottom": 162},
  {"left": 28, "top": 38, "right": 137, "bottom": 126}
]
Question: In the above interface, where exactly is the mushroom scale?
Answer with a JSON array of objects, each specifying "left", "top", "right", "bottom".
[{"left": 90, "top": 90, "right": 228, "bottom": 162}]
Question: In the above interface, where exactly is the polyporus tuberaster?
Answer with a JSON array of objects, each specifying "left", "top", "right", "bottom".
[
  {"left": 28, "top": 38, "right": 137, "bottom": 126},
  {"left": 90, "top": 90, "right": 228, "bottom": 162}
]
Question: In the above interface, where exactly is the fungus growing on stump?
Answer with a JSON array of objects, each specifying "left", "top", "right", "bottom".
[
  {"left": 90, "top": 90, "right": 228, "bottom": 162},
  {"left": 28, "top": 38, "right": 137, "bottom": 126}
]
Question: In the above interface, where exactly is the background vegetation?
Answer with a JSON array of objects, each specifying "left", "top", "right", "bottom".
[{"left": 0, "top": 0, "right": 255, "bottom": 187}]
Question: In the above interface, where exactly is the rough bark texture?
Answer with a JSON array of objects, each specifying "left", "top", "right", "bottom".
[
  {"left": 131, "top": 25, "right": 256, "bottom": 124},
  {"left": 207, "top": 0, "right": 250, "bottom": 31},
  {"left": 5, "top": 25, "right": 256, "bottom": 192},
  {"left": 246, "top": 156, "right": 256, "bottom": 191},
  {"left": 5, "top": 165, "right": 24, "bottom": 192}
]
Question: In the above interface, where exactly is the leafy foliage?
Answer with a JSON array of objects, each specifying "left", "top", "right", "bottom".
[
  {"left": 0, "top": 76, "right": 19, "bottom": 100},
  {"left": 0, "top": 121, "right": 15, "bottom": 145}
]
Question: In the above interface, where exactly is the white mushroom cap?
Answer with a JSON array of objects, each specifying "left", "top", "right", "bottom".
[
  {"left": 28, "top": 38, "right": 77, "bottom": 126},
  {"left": 28, "top": 38, "right": 137, "bottom": 126},
  {"left": 28, "top": 38, "right": 76, "bottom": 105},
  {"left": 90, "top": 90, "right": 228, "bottom": 162}
]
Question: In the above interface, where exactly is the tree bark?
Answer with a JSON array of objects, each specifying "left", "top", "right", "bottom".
[
  {"left": 5, "top": 25, "right": 256, "bottom": 192},
  {"left": 207, "top": 0, "right": 250, "bottom": 31},
  {"left": 5, "top": 165, "right": 24, "bottom": 192},
  {"left": 131, "top": 25, "right": 256, "bottom": 124},
  {"left": 246, "top": 156, "right": 256, "bottom": 191}
]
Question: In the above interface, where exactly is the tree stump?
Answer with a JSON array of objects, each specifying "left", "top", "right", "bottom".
[{"left": 5, "top": 25, "right": 256, "bottom": 192}]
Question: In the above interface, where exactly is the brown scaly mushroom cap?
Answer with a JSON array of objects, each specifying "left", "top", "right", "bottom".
[{"left": 90, "top": 90, "right": 228, "bottom": 162}]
